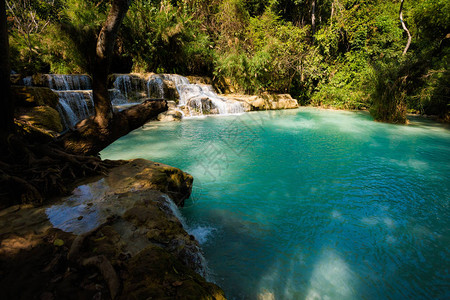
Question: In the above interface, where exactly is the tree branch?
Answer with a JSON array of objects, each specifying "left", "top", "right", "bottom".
[{"left": 400, "top": 0, "right": 412, "bottom": 55}]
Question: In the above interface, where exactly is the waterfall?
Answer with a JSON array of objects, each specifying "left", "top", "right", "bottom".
[
  {"left": 23, "top": 76, "right": 32, "bottom": 86},
  {"left": 112, "top": 74, "right": 148, "bottom": 102},
  {"left": 27, "top": 73, "right": 246, "bottom": 131},
  {"left": 113, "top": 75, "right": 132, "bottom": 99},
  {"left": 161, "top": 194, "right": 211, "bottom": 278},
  {"left": 37, "top": 74, "right": 95, "bottom": 130},
  {"left": 46, "top": 74, "right": 92, "bottom": 90},
  {"left": 160, "top": 74, "right": 245, "bottom": 116},
  {"left": 55, "top": 91, "right": 94, "bottom": 129},
  {"left": 147, "top": 75, "right": 165, "bottom": 99}
]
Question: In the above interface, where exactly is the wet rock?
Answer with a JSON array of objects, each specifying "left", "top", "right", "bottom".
[
  {"left": 162, "top": 79, "right": 180, "bottom": 101},
  {"left": 157, "top": 108, "right": 183, "bottom": 122}
]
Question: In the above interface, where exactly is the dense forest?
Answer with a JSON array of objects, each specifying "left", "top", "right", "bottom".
[{"left": 6, "top": 0, "right": 450, "bottom": 122}]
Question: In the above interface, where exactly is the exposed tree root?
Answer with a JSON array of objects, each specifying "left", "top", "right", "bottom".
[
  {"left": 67, "top": 219, "right": 120, "bottom": 299},
  {"left": 81, "top": 255, "right": 120, "bottom": 300},
  {"left": 0, "top": 134, "right": 121, "bottom": 209}
]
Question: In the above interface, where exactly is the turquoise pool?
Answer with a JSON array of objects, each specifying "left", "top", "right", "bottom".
[{"left": 102, "top": 108, "right": 450, "bottom": 299}]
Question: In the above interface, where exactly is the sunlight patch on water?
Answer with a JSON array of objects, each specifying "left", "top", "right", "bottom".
[{"left": 306, "top": 250, "right": 357, "bottom": 300}]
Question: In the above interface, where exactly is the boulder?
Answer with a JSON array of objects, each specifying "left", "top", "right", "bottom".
[
  {"left": 223, "top": 93, "right": 298, "bottom": 111},
  {"left": 158, "top": 109, "right": 183, "bottom": 122},
  {"left": 187, "top": 76, "right": 213, "bottom": 85},
  {"left": 0, "top": 159, "right": 225, "bottom": 299},
  {"left": 10, "top": 74, "right": 23, "bottom": 85},
  {"left": 11, "top": 86, "right": 59, "bottom": 108},
  {"left": 162, "top": 79, "right": 180, "bottom": 101},
  {"left": 15, "top": 105, "right": 63, "bottom": 135}
]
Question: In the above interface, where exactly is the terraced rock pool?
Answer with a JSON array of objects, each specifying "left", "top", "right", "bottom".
[{"left": 101, "top": 108, "right": 450, "bottom": 299}]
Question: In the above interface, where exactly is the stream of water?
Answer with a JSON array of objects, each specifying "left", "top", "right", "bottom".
[{"left": 101, "top": 108, "right": 450, "bottom": 299}]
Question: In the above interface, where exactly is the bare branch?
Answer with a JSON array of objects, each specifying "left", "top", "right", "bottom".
[{"left": 400, "top": 0, "right": 412, "bottom": 55}]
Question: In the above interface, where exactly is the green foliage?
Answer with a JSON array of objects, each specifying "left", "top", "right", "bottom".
[
  {"left": 5, "top": 0, "right": 449, "bottom": 121},
  {"left": 215, "top": 8, "right": 312, "bottom": 95},
  {"left": 369, "top": 60, "right": 409, "bottom": 123},
  {"left": 123, "top": 0, "right": 214, "bottom": 74}
]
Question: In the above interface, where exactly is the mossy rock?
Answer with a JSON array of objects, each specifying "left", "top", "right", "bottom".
[
  {"left": 11, "top": 86, "right": 59, "bottom": 108},
  {"left": 122, "top": 245, "right": 226, "bottom": 300},
  {"left": 16, "top": 106, "right": 63, "bottom": 133}
]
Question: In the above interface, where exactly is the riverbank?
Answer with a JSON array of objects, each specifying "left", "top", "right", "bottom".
[{"left": 0, "top": 159, "right": 225, "bottom": 299}]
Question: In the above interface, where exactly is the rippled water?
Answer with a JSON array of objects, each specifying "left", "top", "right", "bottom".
[{"left": 101, "top": 108, "right": 450, "bottom": 299}]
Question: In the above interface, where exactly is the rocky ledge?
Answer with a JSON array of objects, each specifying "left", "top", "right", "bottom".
[
  {"left": 224, "top": 92, "right": 299, "bottom": 111},
  {"left": 0, "top": 159, "right": 225, "bottom": 300}
]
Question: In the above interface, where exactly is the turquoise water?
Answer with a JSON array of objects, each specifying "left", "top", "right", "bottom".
[{"left": 101, "top": 108, "right": 450, "bottom": 299}]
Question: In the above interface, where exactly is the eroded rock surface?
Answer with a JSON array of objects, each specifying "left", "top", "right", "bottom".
[
  {"left": 224, "top": 93, "right": 299, "bottom": 111},
  {"left": 0, "top": 159, "right": 225, "bottom": 300}
]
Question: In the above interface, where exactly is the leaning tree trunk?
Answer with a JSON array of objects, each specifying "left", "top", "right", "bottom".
[
  {"left": 60, "top": 0, "right": 169, "bottom": 155},
  {"left": 0, "top": 0, "right": 13, "bottom": 148},
  {"left": 60, "top": 99, "right": 167, "bottom": 155},
  {"left": 93, "top": 0, "right": 132, "bottom": 128},
  {"left": 400, "top": 0, "right": 412, "bottom": 55}
]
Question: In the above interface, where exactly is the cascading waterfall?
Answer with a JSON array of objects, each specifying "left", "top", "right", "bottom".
[
  {"left": 28, "top": 73, "right": 245, "bottom": 131},
  {"left": 46, "top": 74, "right": 92, "bottom": 91},
  {"left": 161, "top": 194, "right": 211, "bottom": 278},
  {"left": 56, "top": 91, "right": 94, "bottom": 129},
  {"left": 113, "top": 75, "right": 132, "bottom": 99},
  {"left": 45, "top": 74, "right": 94, "bottom": 130},
  {"left": 159, "top": 74, "right": 245, "bottom": 116},
  {"left": 112, "top": 74, "right": 149, "bottom": 103},
  {"left": 146, "top": 75, "right": 165, "bottom": 99}
]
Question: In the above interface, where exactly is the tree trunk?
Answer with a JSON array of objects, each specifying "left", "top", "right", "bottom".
[
  {"left": 60, "top": 100, "right": 168, "bottom": 156},
  {"left": 59, "top": 0, "right": 170, "bottom": 156},
  {"left": 400, "top": 0, "right": 412, "bottom": 55},
  {"left": 311, "top": 0, "right": 317, "bottom": 41},
  {"left": 93, "top": 0, "right": 132, "bottom": 128},
  {"left": 330, "top": 1, "right": 335, "bottom": 29},
  {"left": 0, "top": 0, "right": 13, "bottom": 147}
]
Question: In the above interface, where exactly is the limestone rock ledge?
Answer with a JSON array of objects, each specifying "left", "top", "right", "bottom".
[
  {"left": 0, "top": 159, "right": 225, "bottom": 300},
  {"left": 224, "top": 93, "right": 299, "bottom": 111}
]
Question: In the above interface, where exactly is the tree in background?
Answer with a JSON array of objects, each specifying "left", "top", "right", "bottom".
[
  {"left": 92, "top": 0, "right": 132, "bottom": 128},
  {"left": 0, "top": 0, "right": 13, "bottom": 146},
  {"left": 5, "top": 0, "right": 449, "bottom": 122}
]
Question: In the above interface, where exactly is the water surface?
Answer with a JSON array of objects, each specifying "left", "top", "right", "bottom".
[{"left": 102, "top": 108, "right": 450, "bottom": 299}]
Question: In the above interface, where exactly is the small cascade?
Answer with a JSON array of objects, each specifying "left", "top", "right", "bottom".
[
  {"left": 55, "top": 91, "right": 93, "bottom": 129},
  {"left": 45, "top": 74, "right": 92, "bottom": 90},
  {"left": 23, "top": 76, "right": 32, "bottom": 86},
  {"left": 161, "top": 194, "right": 211, "bottom": 277},
  {"left": 37, "top": 74, "right": 94, "bottom": 130},
  {"left": 112, "top": 74, "right": 148, "bottom": 102},
  {"left": 26, "top": 74, "right": 95, "bottom": 130},
  {"left": 160, "top": 74, "right": 245, "bottom": 116},
  {"left": 113, "top": 75, "right": 132, "bottom": 99},
  {"left": 147, "top": 75, "right": 165, "bottom": 99}
]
